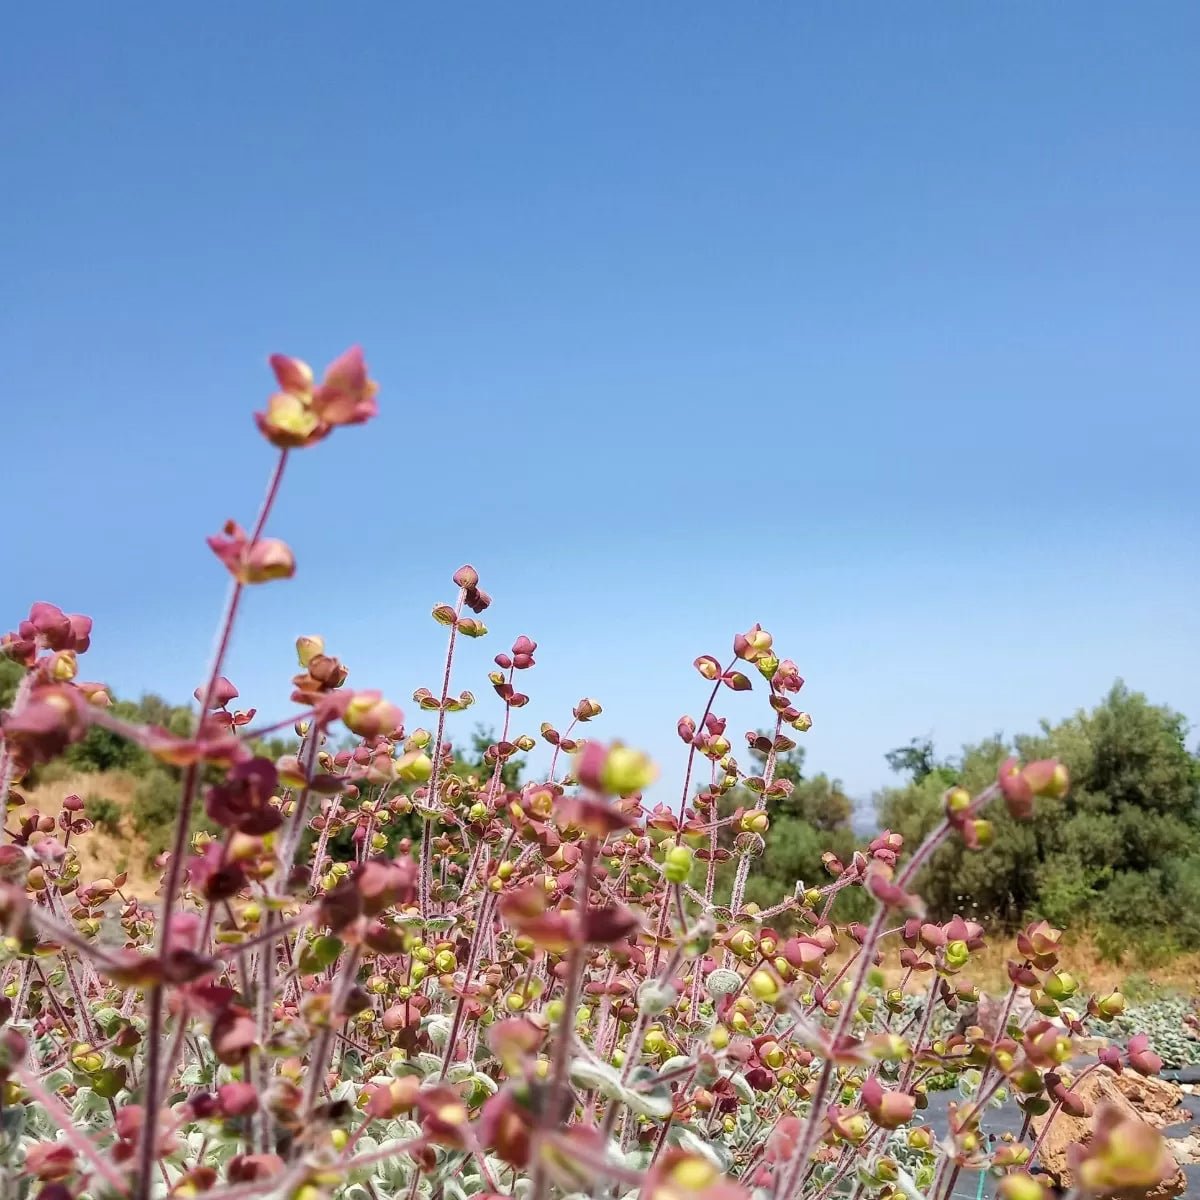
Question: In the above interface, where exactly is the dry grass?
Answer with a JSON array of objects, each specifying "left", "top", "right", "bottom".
[
  {"left": 966, "top": 933, "right": 1200, "bottom": 997},
  {"left": 17, "top": 770, "right": 1200, "bottom": 994},
  {"left": 21, "top": 768, "right": 161, "bottom": 898},
  {"left": 846, "top": 929, "right": 1200, "bottom": 1000}
]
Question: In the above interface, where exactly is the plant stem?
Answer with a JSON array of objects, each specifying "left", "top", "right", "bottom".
[
  {"left": 420, "top": 591, "right": 466, "bottom": 916},
  {"left": 532, "top": 838, "right": 596, "bottom": 1200},
  {"left": 136, "top": 448, "right": 289, "bottom": 1200}
]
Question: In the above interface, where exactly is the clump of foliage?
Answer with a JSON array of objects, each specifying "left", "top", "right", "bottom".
[
  {"left": 877, "top": 693, "right": 1200, "bottom": 952},
  {"left": 715, "top": 742, "right": 867, "bottom": 927},
  {"left": 84, "top": 794, "right": 123, "bottom": 836},
  {"left": 0, "top": 347, "right": 1183, "bottom": 1200}
]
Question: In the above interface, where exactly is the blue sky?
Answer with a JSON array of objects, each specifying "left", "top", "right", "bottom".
[{"left": 3, "top": 4, "right": 1198, "bottom": 809}]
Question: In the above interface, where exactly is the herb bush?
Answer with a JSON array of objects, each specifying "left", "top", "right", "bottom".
[{"left": 0, "top": 348, "right": 1183, "bottom": 1200}]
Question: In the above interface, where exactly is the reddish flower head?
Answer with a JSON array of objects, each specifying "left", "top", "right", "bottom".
[
  {"left": 255, "top": 345, "right": 378, "bottom": 448},
  {"left": 733, "top": 624, "right": 773, "bottom": 664},
  {"left": 24, "top": 1143, "right": 77, "bottom": 1182},
  {"left": 310, "top": 346, "right": 379, "bottom": 427},
  {"left": 195, "top": 676, "right": 239, "bottom": 709},
  {"left": 1071, "top": 1103, "right": 1176, "bottom": 1195},
  {"left": 861, "top": 1077, "right": 916, "bottom": 1129},
  {"left": 1, "top": 685, "right": 89, "bottom": 765},
  {"left": 1126, "top": 1033, "right": 1164, "bottom": 1077},
  {"left": 207, "top": 521, "right": 296, "bottom": 585},
  {"left": 479, "top": 1090, "right": 534, "bottom": 1168},
  {"left": 204, "top": 757, "right": 281, "bottom": 836}
]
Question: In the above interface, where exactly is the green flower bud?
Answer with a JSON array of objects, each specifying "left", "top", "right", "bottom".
[
  {"left": 663, "top": 844, "right": 694, "bottom": 885},
  {"left": 944, "top": 940, "right": 970, "bottom": 970}
]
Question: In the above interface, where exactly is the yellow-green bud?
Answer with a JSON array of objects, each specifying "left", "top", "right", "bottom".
[
  {"left": 599, "top": 745, "right": 658, "bottom": 797},
  {"left": 663, "top": 844, "right": 694, "bottom": 884},
  {"left": 945, "top": 787, "right": 971, "bottom": 815},
  {"left": 748, "top": 970, "right": 780, "bottom": 1003},
  {"left": 944, "top": 940, "right": 970, "bottom": 969},
  {"left": 997, "top": 1174, "right": 1051, "bottom": 1200},
  {"left": 396, "top": 751, "right": 434, "bottom": 784},
  {"left": 1044, "top": 971, "right": 1077, "bottom": 1001}
]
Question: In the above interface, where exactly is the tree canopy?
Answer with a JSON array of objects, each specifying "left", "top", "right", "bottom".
[
  {"left": 717, "top": 740, "right": 867, "bottom": 921},
  {"left": 876, "top": 682, "right": 1200, "bottom": 955}
]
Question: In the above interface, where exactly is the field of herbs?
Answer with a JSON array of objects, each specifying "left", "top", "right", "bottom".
[{"left": 0, "top": 348, "right": 1189, "bottom": 1200}]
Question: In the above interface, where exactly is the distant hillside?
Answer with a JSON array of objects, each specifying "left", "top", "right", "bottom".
[{"left": 22, "top": 768, "right": 160, "bottom": 898}]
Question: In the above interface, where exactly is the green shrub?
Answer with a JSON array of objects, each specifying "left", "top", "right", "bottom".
[
  {"left": 85, "top": 794, "right": 123, "bottom": 836},
  {"left": 1119, "top": 972, "right": 1161, "bottom": 1004},
  {"left": 130, "top": 769, "right": 182, "bottom": 858},
  {"left": 27, "top": 759, "right": 76, "bottom": 786},
  {"left": 877, "top": 684, "right": 1200, "bottom": 943}
]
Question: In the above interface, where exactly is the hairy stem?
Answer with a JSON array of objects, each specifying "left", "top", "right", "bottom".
[{"left": 136, "top": 448, "right": 289, "bottom": 1200}]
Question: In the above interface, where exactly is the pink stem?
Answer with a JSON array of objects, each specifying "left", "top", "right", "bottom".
[
  {"left": 420, "top": 591, "right": 466, "bottom": 916},
  {"left": 15, "top": 1067, "right": 132, "bottom": 1195},
  {"left": 136, "top": 448, "right": 289, "bottom": 1200}
]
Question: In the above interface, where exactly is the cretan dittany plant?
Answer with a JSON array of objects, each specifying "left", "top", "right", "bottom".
[{"left": 0, "top": 349, "right": 1178, "bottom": 1200}]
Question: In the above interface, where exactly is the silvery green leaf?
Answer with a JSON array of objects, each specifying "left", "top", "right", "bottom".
[
  {"left": 627, "top": 1064, "right": 662, "bottom": 1088},
  {"left": 622, "top": 1065, "right": 673, "bottom": 1117},
  {"left": 623, "top": 1148, "right": 653, "bottom": 1173},
  {"left": 92, "top": 1007, "right": 122, "bottom": 1033},
  {"left": 706, "top": 969, "right": 742, "bottom": 997},
  {"left": 470, "top": 1071, "right": 499, "bottom": 1096},
  {"left": 638, "top": 979, "right": 678, "bottom": 1015},
  {"left": 729, "top": 1072, "right": 755, "bottom": 1104},
  {"left": 674, "top": 1127, "right": 727, "bottom": 1169},
  {"left": 0, "top": 1104, "right": 26, "bottom": 1141},
  {"left": 891, "top": 1166, "right": 929, "bottom": 1200},
  {"left": 461, "top": 1169, "right": 492, "bottom": 1195},
  {"left": 444, "top": 1061, "right": 475, "bottom": 1084},
  {"left": 425, "top": 1016, "right": 453, "bottom": 1049},
  {"left": 414, "top": 1052, "right": 444, "bottom": 1076},
  {"left": 569, "top": 1057, "right": 624, "bottom": 1097},
  {"left": 659, "top": 1055, "right": 692, "bottom": 1077},
  {"left": 620, "top": 1083, "right": 672, "bottom": 1119},
  {"left": 42, "top": 1069, "right": 72, "bottom": 1095},
  {"left": 379, "top": 1137, "right": 427, "bottom": 1166},
  {"left": 376, "top": 1158, "right": 409, "bottom": 1190},
  {"left": 956, "top": 1070, "right": 981, "bottom": 1098},
  {"left": 179, "top": 1063, "right": 209, "bottom": 1088},
  {"left": 70, "top": 1087, "right": 109, "bottom": 1123},
  {"left": 408, "top": 914, "right": 458, "bottom": 934}
]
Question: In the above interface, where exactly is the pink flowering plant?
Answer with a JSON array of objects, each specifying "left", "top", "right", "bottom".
[{"left": 0, "top": 349, "right": 1180, "bottom": 1200}]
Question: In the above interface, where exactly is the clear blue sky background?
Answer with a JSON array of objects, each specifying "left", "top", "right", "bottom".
[{"left": 3, "top": 5, "right": 1198, "bottom": 812}]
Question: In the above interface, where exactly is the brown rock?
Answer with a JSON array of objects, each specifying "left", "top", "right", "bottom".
[
  {"left": 1030, "top": 1069, "right": 1187, "bottom": 1198},
  {"left": 1114, "top": 1071, "right": 1190, "bottom": 1128}
]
